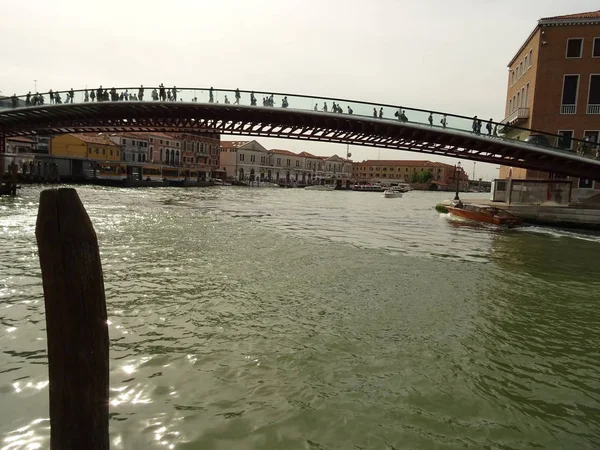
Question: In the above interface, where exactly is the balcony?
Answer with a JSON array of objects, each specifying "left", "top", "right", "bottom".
[
  {"left": 501, "top": 107, "right": 529, "bottom": 125},
  {"left": 560, "top": 104, "right": 576, "bottom": 114},
  {"left": 587, "top": 104, "right": 600, "bottom": 114}
]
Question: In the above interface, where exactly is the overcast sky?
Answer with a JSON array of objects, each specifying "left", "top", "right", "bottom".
[{"left": 1, "top": 0, "right": 598, "bottom": 180}]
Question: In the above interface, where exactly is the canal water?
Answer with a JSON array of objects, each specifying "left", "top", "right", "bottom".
[{"left": 1, "top": 186, "right": 599, "bottom": 449}]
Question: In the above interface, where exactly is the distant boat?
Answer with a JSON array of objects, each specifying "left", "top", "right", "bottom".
[
  {"left": 305, "top": 185, "right": 335, "bottom": 191},
  {"left": 446, "top": 203, "right": 522, "bottom": 227},
  {"left": 211, "top": 178, "right": 231, "bottom": 186},
  {"left": 352, "top": 183, "right": 385, "bottom": 192}
]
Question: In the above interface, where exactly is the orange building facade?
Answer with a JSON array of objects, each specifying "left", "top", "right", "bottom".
[
  {"left": 352, "top": 160, "right": 469, "bottom": 190},
  {"left": 499, "top": 10, "right": 600, "bottom": 189}
]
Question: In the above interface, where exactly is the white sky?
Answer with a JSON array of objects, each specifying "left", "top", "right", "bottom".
[{"left": 1, "top": 0, "right": 598, "bottom": 180}]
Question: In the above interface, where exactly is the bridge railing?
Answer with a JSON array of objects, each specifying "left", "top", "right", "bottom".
[{"left": 1, "top": 87, "right": 599, "bottom": 161}]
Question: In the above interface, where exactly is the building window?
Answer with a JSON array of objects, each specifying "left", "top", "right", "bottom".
[
  {"left": 88, "top": 147, "right": 92, "bottom": 154},
  {"left": 96, "top": 148, "right": 99, "bottom": 154},
  {"left": 122, "top": 139, "right": 127, "bottom": 145},
  {"left": 110, "top": 149, "right": 113, "bottom": 156},
  {"left": 160, "top": 140, "right": 163, "bottom": 144},
  {"left": 525, "top": 83, "right": 530, "bottom": 105},
  {"left": 276, "top": 158, "right": 281, "bottom": 165},
  {"left": 239, "top": 153, "right": 245, "bottom": 161},
  {"left": 102, "top": 148, "right": 106, "bottom": 155},
  {"left": 295, "top": 160, "right": 300, "bottom": 167},
  {"left": 286, "top": 159, "right": 291, "bottom": 166},
  {"left": 594, "top": 38, "right": 600, "bottom": 57},
  {"left": 528, "top": 49, "right": 533, "bottom": 67},
  {"left": 566, "top": 38, "right": 583, "bottom": 58},
  {"left": 250, "top": 155, "right": 255, "bottom": 163},
  {"left": 560, "top": 75, "right": 579, "bottom": 114},
  {"left": 557, "top": 130, "right": 574, "bottom": 150},
  {"left": 150, "top": 138, "right": 154, "bottom": 143},
  {"left": 579, "top": 178, "right": 594, "bottom": 189},
  {"left": 116, "top": 150, "right": 119, "bottom": 157},
  {"left": 587, "top": 75, "right": 600, "bottom": 114}
]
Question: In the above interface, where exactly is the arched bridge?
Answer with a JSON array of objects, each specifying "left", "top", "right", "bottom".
[{"left": 1, "top": 87, "right": 599, "bottom": 180}]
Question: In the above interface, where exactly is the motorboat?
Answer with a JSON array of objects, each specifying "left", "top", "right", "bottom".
[
  {"left": 446, "top": 203, "right": 522, "bottom": 227},
  {"left": 305, "top": 185, "right": 335, "bottom": 191},
  {"left": 383, "top": 187, "right": 404, "bottom": 198}
]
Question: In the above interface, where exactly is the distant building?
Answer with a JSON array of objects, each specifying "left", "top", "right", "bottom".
[
  {"left": 499, "top": 9, "right": 600, "bottom": 189},
  {"left": 50, "top": 133, "right": 121, "bottom": 161},
  {"left": 173, "top": 132, "right": 220, "bottom": 177},
  {"left": 220, "top": 140, "right": 270, "bottom": 181},
  {"left": 352, "top": 160, "right": 468, "bottom": 190},
  {"left": 269, "top": 149, "right": 305, "bottom": 183},
  {"left": 109, "top": 133, "right": 149, "bottom": 163},
  {"left": 5, "top": 136, "right": 36, "bottom": 154}
]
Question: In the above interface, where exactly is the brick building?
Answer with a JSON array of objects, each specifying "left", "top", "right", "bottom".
[{"left": 499, "top": 9, "right": 600, "bottom": 188}]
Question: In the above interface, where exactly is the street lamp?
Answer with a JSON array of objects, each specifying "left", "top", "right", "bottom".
[{"left": 454, "top": 161, "right": 462, "bottom": 200}]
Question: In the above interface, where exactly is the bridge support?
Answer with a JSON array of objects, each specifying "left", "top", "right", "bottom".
[{"left": 35, "top": 188, "right": 109, "bottom": 450}]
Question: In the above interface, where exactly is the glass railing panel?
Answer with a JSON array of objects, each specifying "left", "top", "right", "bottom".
[{"left": 0, "top": 86, "right": 598, "bottom": 162}]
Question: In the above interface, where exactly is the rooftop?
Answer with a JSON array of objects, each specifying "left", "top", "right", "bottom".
[
  {"left": 269, "top": 149, "right": 298, "bottom": 156},
  {"left": 7, "top": 136, "right": 36, "bottom": 143},
  {"left": 70, "top": 133, "right": 119, "bottom": 146},
  {"left": 540, "top": 9, "right": 600, "bottom": 21},
  {"left": 508, "top": 9, "right": 600, "bottom": 66},
  {"left": 220, "top": 140, "right": 250, "bottom": 149},
  {"left": 298, "top": 151, "right": 320, "bottom": 158}
]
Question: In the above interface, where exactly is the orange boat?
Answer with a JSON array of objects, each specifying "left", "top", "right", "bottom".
[{"left": 446, "top": 203, "right": 522, "bottom": 227}]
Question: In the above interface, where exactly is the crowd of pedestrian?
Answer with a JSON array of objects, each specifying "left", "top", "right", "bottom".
[{"left": 7, "top": 86, "right": 507, "bottom": 140}]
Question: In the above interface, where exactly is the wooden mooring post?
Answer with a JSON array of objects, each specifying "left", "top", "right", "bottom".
[{"left": 35, "top": 188, "right": 109, "bottom": 450}]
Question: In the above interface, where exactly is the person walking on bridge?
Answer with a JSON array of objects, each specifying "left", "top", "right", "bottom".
[
  {"left": 68, "top": 88, "right": 74, "bottom": 103},
  {"left": 89, "top": 88, "right": 95, "bottom": 102},
  {"left": 159, "top": 84, "right": 166, "bottom": 101},
  {"left": 250, "top": 92, "right": 257, "bottom": 106},
  {"left": 322, "top": 102, "right": 328, "bottom": 112},
  {"left": 84, "top": 89, "right": 89, "bottom": 102},
  {"left": 138, "top": 85, "right": 144, "bottom": 101},
  {"left": 209, "top": 87, "right": 214, "bottom": 103},
  {"left": 472, "top": 116, "right": 478, "bottom": 133},
  {"left": 314, "top": 103, "right": 318, "bottom": 111},
  {"left": 235, "top": 88, "right": 240, "bottom": 104},
  {"left": 25, "top": 92, "right": 31, "bottom": 106},
  {"left": 97, "top": 86, "right": 103, "bottom": 102},
  {"left": 440, "top": 115, "right": 448, "bottom": 128},
  {"left": 428, "top": 112, "right": 433, "bottom": 126},
  {"left": 11, "top": 94, "right": 17, "bottom": 108},
  {"left": 171, "top": 86, "right": 180, "bottom": 101},
  {"left": 347, "top": 106, "right": 353, "bottom": 114},
  {"left": 486, "top": 118, "right": 493, "bottom": 135},
  {"left": 379, "top": 107, "right": 383, "bottom": 119},
  {"left": 151, "top": 89, "right": 158, "bottom": 101},
  {"left": 49, "top": 89, "right": 54, "bottom": 104}
]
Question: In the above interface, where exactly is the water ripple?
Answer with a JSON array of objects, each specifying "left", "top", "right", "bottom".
[{"left": 0, "top": 186, "right": 599, "bottom": 448}]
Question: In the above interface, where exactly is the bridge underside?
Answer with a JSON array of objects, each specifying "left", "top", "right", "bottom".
[{"left": 1, "top": 102, "right": 599, "bottom": 181}]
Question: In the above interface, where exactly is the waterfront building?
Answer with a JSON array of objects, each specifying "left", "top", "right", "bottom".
[
  {"left": 298, "top": 151, "right": 323, "bottom": 183},
  {"left": 269, "top": 149, "right": 306, "bottom": 183},
  {"left": 321, "top": 155, "right": 353, "bottom": 181},
  {"left": 220, "top": 140, "right": 270, "bottom": 181},
  {"left": 173, "top": 132, "right": 221, "bottom": 178},
  {"left": 147, "top": 133, "right": 182, "bottom": 166},
  {"left": 109, "top": 133, "right": 149, "bottom": 163},
  {"left": 5, "top": 136, "right": 36, "bottom": 154},
  {"left": 352, "top": 160, "right": 469, "bottom": 190},
  {"left": 499, "top": 9, "right": 600, "bottom": 191},
  {"left": 50, "top": 133, "right": 121, "bottom": 161}
]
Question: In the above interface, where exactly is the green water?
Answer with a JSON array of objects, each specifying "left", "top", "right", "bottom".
[{"left": 1, "top": 186, "right": 599, "bottom": 449}]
